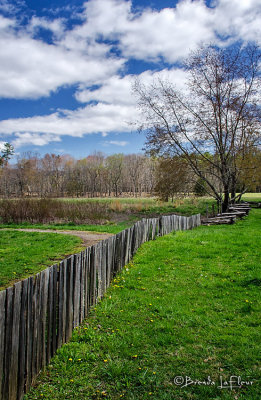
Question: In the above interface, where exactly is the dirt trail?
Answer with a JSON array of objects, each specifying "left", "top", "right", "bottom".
[{"left": 2, "top": 228, "right": 113, "bottom": 247}]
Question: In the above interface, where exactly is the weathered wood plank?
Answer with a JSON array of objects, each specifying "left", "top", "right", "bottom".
[
  {"left": 40, "top": 269, "right": 49, "bottom": 370},
  {"left": 0, "top": 290, "right": 6, "bottom": 400},
  {"left": 46, "top": 266, "right": 54, "bottom": 365},
  {"left": 79, "top": 251, "right": 85, "bottom": 324},
  {"left": 84, "top": 249, "right": 90, "bottom": 316},
  {"left": 8, "top": 282, "right": 22, "bottom": 400},
  {"left": 101, "top": 241, "right": 107, "bottom": 296},
  {"left": 57, "top": 261, "right": 64, "bottom": 349},
  {"left": 96, "top": 243, "right": 102, "bottom": 300},
  {"left": 52, "top": 264, "right": 58, "bottom": 357},
  {"left": 3, "top": 287, "right": 14, "bottom": 400},
  {"left": 31, "top": 274, "right": 40, "bottom": 382},
  {"left": 36, "top": 272, "right": 44, "bottom": 374},
  {"left": 25, "top": 277, "right": 33, "bottom": 393},
  {"left": 17, "top": 279, "right": 28, "bottom": 400},
  {"left": 62, "top": 260, "right": 68, "bottom": 344},
  {"left": 65, "top": 256, "right": 74, "bottom": 342},
  {"left": 73, "top": 254, "right": 81, "bottom": 328}
]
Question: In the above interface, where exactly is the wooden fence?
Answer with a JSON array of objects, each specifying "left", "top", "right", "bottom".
[{"left": 0, "top": 213, "right": 201, "bottom": 400}]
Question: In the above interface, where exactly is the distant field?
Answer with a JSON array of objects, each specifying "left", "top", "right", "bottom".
[
  {"left": 241, "top": 193, "right": 261, "bottom": 201},
  {"left": 0, "top": 231, "right": 82, "bottom": 290}
]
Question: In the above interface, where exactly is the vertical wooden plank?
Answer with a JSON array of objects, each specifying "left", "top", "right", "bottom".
[
  {"left": 52, "top": 264, "right": 58, "bottom": 357},
  {"left": 106, "top": 237, "right": 112, "bottom": 288},
  {"left": 100, "top": 240, "right": 107, "bottom": 297},
  {"left": 57, "top": 261, "right": 64, "bottom": 350},
  {"left": 84, "top": 249, "right": 90, "bottom": 317},
  {"left": 8, "top": 281, "right": 22, "bottom": 400},
  {"left": 36, "top": 272, "right": 44, "bottom": 374},
  {"left": 124, "top": 229, "right": 130, "bottom": 265},
  {"left": 40, "top": 269, "right": 49, "bottom": 370},
  {"left": 89, "top": 245, "right": 96, "bottom": 307},
  {"left": 25, "top": 277, "right": 33, "bottom": 393},
  {"left": 73, "top": 254, "right": 81, "bottom": 328},
  {"left": 17, "top": 279, "right": 28, "bottom": 400},
  {"left": 46, "top": 266, "right": 54, "bottom": 365},
  {"left": 62, "top": 261, "right": 67, "bottom": 345},
  {"left": 3, "top": 286, "right": 14, "bottom": 400},
  {"left": 31, "top": 274, "right": 40, "bottom": 383},
  {"left": 65, "top": 256, "right": 74, "bottom": 342},
  {"left": 96, "top": 243, "right": 102, "bottom": 300},
  {"left": 0, "top": 290, "right": 6, "bottom": 400},
  {"left": 79, "top": 251, "right": 85, "bottom": 323}
]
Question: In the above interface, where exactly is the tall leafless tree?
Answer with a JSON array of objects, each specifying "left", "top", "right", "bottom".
[{"left": 134, "top": 43, "right": 261, "bottom": 211}]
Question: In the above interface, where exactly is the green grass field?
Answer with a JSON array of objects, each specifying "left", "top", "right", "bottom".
[
  {"left": 25, "top": 209, "right": 261, "bottom": 400},
  {"left": 0, "top": 231, "right": 83, "bottom": 290}
]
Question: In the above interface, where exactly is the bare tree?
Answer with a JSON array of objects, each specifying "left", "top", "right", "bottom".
[{"left": 134, "top": 43, "right": 261, "bottom": 211}]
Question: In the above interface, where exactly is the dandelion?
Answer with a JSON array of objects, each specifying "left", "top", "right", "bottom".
[
  {"left": 150, "top": 320, "right": 154, "bottom": 322},
  {"left": 132, "top": 355, "right": 138, "bottom": 358},
  {"left": 70, "top": 379, "right": 74, "bottom": 382},
  {"left": 68, "top": 358, "right": 72, "bottom": 361},
  {"left": 78, "top": 359, "right": 81, "bottom": 361},
  {"left": 245, "top": 299, "right": 249, "bottom": 302},
  {"left": 153, "top": 372, "right": 156, "bottom": 375},
  {"left": 104, "top": 359, "right": 108, "bottom": 363}
]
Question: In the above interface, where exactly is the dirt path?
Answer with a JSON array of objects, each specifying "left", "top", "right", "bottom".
[{"left": 2, "top": 228, "right": 113, "bottom": 247}]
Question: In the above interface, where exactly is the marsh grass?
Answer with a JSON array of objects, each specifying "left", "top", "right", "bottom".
[{"left": 25, "top": 210, "right": 261, "bottom": 400}]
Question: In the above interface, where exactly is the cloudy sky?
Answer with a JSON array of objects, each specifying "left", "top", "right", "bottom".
[{"left": 0, "top": 0, "right": 260, "bottom": 159}]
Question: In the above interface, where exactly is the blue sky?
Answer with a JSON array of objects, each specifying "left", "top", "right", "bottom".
[{"left": 0, "top": 0, "right": 260, "bottom": 160}]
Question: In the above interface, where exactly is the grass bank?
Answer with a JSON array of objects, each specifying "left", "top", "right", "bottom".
[
  {"left": 25, "top": 210, "right": 261, "bottom": 400},
  {"left": 0, "top": 231, "right": 82, "bottom": 290}
]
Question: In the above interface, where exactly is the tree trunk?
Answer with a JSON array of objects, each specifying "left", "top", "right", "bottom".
[{"left": 222, "top": 187, "right": 230, "bottom": 212}]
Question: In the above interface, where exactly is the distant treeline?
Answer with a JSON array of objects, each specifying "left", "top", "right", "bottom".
[
  {"left": 1, "top": 150, "right": 260, "bottom": 200},
  {"left": 0, "top": 152, "right": 156, "bottom": 198}
]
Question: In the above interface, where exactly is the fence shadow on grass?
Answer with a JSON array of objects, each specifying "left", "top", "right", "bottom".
[{"left": 0, "top": 213, "right": 201, "bottom": 400}]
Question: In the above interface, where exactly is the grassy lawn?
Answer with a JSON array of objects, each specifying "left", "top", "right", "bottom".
[
  {"left": 25, "top": 209, "right": 261, "bottom": 400},
  {"left": 0, "top": 231, "right": 83, "bottom": 289}
]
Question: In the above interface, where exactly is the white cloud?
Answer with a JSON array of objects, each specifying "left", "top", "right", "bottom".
[
  {"left": 0, "top": 102, "right": 139, "bottom": 148},
  {"left": 0, "top": 0, "right": 260, "bottom": 150},
  {"left": 0, "top": 0, "right": 260, "bottom": 101},
  {"left": 104, "top": 140, "right": 129, "bottom": 147},
  {"left": 12, "top": 132, "right": 62, "bottom": 148},
  {"left": 213, "top": 0, "right": 261, "bottom": 45},
  {"left": 0, "top": 13, "right": 124, "bottom": 99},
  {"left": 0, "top": 67, "right": 189, "bottom": 148}
]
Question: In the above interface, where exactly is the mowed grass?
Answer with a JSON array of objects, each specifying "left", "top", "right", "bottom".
[
  {"left": 0, "top": 231, "right": 83, "bottom": 289},
  {"left": 25, "top": 210, "right": 261, "bottom": 400}
]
